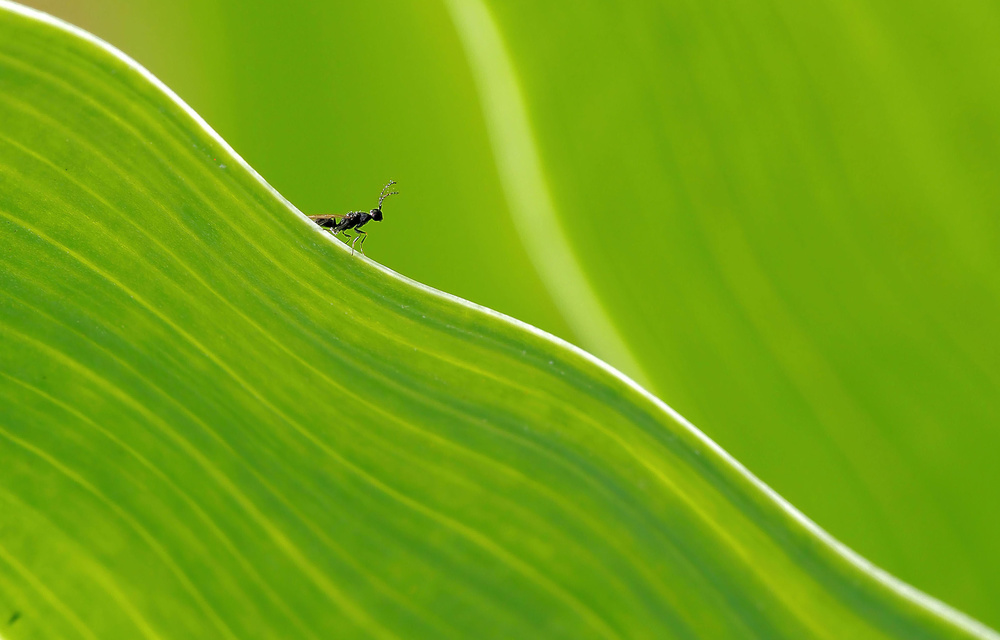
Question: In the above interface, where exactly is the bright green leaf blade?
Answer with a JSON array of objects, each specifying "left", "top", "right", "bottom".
[
  {"left": 449, "top": 0, "right": 1000, "bottom": 627},
  {"left": 23, "top": 0, "right": 576, "bottom": 347},
  {"left": 0, "top": 3, "right": 994, "bottom": 639}
]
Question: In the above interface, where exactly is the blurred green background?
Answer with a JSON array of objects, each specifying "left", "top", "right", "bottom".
[{"left": 25, "top": 0, "right": 1000, "bottom": 630}]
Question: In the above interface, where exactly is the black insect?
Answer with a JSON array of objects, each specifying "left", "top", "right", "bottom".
[{"left": 309, "top": 180, "right": 398, "bottom": 255}]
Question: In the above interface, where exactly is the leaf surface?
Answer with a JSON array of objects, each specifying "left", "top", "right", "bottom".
[
  {"left": 0, "top": 3, "right": 994, "bottom": 639},
  {"left": 446, "top": 0, "right": 1000, "bottom": 626}
]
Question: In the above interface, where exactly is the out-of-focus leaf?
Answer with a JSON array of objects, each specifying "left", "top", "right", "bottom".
[{"left": 446, "top": 0, "right": 1000, "bottom": 627}]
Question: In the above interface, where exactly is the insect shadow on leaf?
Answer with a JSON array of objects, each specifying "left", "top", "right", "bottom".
[{"left": 308, "top": 180, "right": 398, "bottom": 256}]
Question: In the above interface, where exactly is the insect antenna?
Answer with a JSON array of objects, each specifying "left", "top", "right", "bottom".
[{"left": 378, "top": 179, "right": 399, "bottom": 208}]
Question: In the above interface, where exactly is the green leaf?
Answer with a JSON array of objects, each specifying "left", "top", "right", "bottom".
[
  {"left": 444, "top": 0, "right": 1000, "bottom": 628},
  {"left": 0, "top": 2, "right": 994, "bottom": 639}
]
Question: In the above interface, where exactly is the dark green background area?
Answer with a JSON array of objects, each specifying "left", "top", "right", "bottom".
[{"left": 20, "top": 0, "right": 1000, "bottom": 632}]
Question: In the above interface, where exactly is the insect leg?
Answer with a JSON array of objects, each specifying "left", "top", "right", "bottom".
[{"left": 351, "top": 229, "right": 368, "bottom": 255}]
